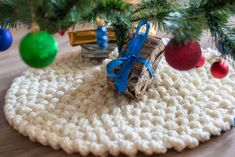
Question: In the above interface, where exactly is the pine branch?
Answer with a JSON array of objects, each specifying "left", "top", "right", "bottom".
[
  {"left": 204, "top": 0, "right": 235, "bottom": 59},
  {"left": 112, "top": 15, "right": 132, "bottom": 50},
  {"left": 0, "top": 0, "right": 130, "bottom": 33},
  {"left": 1, "top": 0, "right": 235, "bottom": 60},
  {"left": 161, "top": 0, "right": 235, "bottom": 43},
  {"left": 130, "top": 0, "right": 177, "bottom": 32},
  {"left": 207, "top": 9, "right": 235, "bottom": 59},
  {"left": 35, "top": 0, "right": 92, "bottom": 33},
  {"left": 162, "top": 5, "right": 209, "bottom": 43},
  {"left": 81, "top": 0, "right": 131, "bottom": 23},
  {"left": 202, "top": 0, "right": 235, "bottom": 12},
  {"left": 0, "top": 0, "right": 92, "bottom": 32},
  {"left": 0, "top": 0, "right": 22, "bottom": 28}
]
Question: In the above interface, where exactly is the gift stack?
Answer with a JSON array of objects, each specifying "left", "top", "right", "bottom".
[
  {"left": 107, "top": 20, "right": 165, "bottom": 100},
  {"left": 68, "top": 28, "right": 117, "bottom": 59}
]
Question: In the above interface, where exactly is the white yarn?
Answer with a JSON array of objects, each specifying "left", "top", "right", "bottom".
[{"left": 4, "top": 48, "right": 235, "bottom": 156}]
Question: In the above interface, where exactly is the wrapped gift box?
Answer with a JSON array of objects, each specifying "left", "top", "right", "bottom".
[{"left": 107, "top": 35, "right": 165, "bottom": 100}]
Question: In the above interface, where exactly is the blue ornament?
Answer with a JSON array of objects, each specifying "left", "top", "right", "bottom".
[
  {"left": 97, "top": 26, "right": 107, "bottom": 35},
  {"left": 0, "top": 28, "right": 13, "bottom": 51},
  {"left": 96, "top": 26, "right": 108, "bottom": 50}
]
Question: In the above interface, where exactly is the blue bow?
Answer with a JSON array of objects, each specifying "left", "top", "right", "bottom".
[
  {"left": 107, "top": 55, "right": 154, "bottom": 93},
  {"left": 106, "top": 20, "right": 154, "bottom": 93}
]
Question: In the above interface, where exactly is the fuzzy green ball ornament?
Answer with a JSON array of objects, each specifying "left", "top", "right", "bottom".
[{"left": 20, "top": 31, "right": 58, "bottom": 68}]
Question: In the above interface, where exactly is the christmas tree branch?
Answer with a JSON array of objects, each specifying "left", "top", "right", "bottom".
[
  {"left": 112, "top": 15, "right": 132, "bottom": 50},
  {"left": 1, "top": 0, "right": 235, "bottom": 59},
  {"left": 0, "top": 0, "right": 129, "bottom": 33},
  {"left": 207, "top": 10, "right": 235, "bottom": 59},
  {"left": 0, "top": 0, "right": 22, "bottom": 28},
  {"left": 84, "top": 0, "right": 130, "bottom": 21},
  {"left": 204, "top": 0, "right": 235, "bottom": 59},
  {"left": 130, "top": 0, "right": 177, "bottom": 31},
  {"left": 35, "top": 0, "right": 92, "bottom": 33}
]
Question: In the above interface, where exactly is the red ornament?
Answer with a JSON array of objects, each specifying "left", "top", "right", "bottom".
[
  {"left": 164, "top": 40, "right": 202, "bottom": 71},
  {"left": 210, "top": 59, "right": 229, "bottom": 78},
  {"left": 195, "top": 54, "right": 206, "bottom": 68},
  {"left": 58, "top": 30, "right": 66, "bottom": 36}
]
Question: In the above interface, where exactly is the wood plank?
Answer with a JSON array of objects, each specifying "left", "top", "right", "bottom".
[{"left": 0, "top": 28, "right": 234, "bottom": 157}]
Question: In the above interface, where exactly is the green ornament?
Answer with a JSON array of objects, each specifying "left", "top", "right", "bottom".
[{"left": 20, "top": 31, "right": 58, "bottom": 68}]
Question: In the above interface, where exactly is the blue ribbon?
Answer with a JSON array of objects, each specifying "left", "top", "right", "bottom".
[{"left": 106, "top": 20, "right": 154, "bottom": 93}]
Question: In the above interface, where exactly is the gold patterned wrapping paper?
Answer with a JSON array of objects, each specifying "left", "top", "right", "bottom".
[{"left": 68, "top": 29, "right": 116, "bottom": 46}]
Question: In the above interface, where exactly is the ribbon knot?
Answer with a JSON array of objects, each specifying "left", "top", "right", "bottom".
[
  {"left": 107, "top": 54, "right": 154, "bottom": 93},
  {"left": 129, "top": 55, "right": 136, "bottom": 62}
]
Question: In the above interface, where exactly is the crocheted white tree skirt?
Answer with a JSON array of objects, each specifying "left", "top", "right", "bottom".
[{"left": 4, "top": 49, "right": 235, "bottom": 156}]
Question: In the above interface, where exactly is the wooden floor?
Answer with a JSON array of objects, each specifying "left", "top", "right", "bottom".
[{"left": 0, "top": 27, "right": 235, "bottom": 157}]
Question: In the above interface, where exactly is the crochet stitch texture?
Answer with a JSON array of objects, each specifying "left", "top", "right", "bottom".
[{"left": 4, "top": 48, "right": 235, "bottom": 156}]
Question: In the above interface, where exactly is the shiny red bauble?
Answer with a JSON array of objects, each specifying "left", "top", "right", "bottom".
[
  {"left": 210, "top": 60, "right": 229, "bottom": 78},
  {"left": 58, "top": 30, "right": 66, "bottom": 36},
  {"left": 195, "top": 54, "right": 206, "bottom": 68},
  {"left": 164, "top": 40, "right": 202, "bottom": 71}
]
